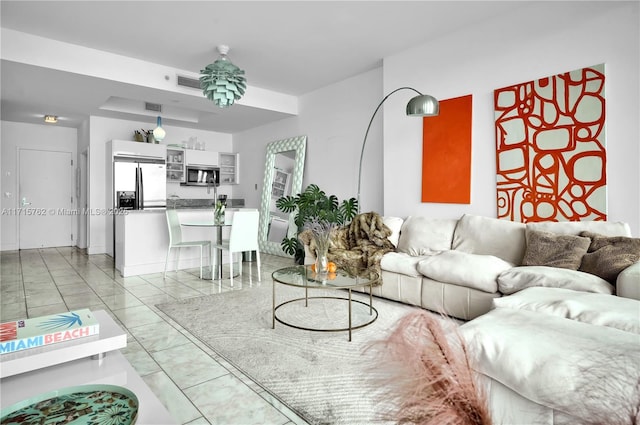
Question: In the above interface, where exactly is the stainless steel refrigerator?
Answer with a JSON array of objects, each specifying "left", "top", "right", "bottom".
[{"left": 113, "top": 156, "right": 166, "bottom": 210}]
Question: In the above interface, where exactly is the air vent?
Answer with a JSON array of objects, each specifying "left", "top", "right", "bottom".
[
  {"left": 145, "top": 102, "right": 162, "bottom": 113},
  {"left": 177, "top": 75, "right": 202, "bottom": 90}
]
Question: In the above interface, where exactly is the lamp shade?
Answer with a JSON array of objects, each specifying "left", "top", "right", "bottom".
[
  {"left": 200, "top": 45, "right": 246, "bottom": 108},
  {"left": 406, "top": 94, "right": 439, "bottom": 116},
  {"left": 153, "top": 116, "right": 166, "bottom": 141}
]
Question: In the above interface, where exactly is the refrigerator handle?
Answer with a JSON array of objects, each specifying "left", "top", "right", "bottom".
[
  {"left": 134, "top": 167, "right": 138, "bottom": 210},
  {"left": 139, "top": 167, "right": 144, "bottom": 210}
]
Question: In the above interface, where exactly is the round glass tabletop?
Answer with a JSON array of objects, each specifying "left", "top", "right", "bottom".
[{"left": 272, "top": 265, "right": 379, "bottom": 289}]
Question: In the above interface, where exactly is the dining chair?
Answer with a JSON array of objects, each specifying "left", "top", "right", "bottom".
[
  {"left": 212, "top": 209, "right": 261, "bottom": 286},
  {"left": 164, "top": 209, "right": 212, "bottom": 279}
]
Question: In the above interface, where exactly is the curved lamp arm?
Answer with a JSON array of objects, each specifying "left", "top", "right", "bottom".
[{"left": 356, "top": 87, "right": 438, "bottom": 212}]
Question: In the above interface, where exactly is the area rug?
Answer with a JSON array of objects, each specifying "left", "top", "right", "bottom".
[{"left": 156, "top": 282, "right": 430, "bottom": 424}]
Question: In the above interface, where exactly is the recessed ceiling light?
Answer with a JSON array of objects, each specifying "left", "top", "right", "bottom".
[{"left": 44, "top": 115, "right": 58, "bottom": 124}]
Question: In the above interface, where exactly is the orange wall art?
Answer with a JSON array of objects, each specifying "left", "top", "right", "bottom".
[
  {"left": 494, "top": 64, "right": 606, "bottom": 223},
  {"left": 422, "top": 94, "right": 472, "bottom": 204}
]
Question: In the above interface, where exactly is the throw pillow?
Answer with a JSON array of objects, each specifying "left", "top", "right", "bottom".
[
  {"left": 522, "top": 229, "right": 590, "bottom": 270},
  {"left": 579, "top": 231, "right": 640, "bottom": 284},
  {"left": 417, "top": 251, "right": 513, "bottom": 293},
  {"left": 382, "top": 216, "right": 404, "bottom": 247},
  {"left": 497, "top": 266, "right": 614, "bottom": 295}
]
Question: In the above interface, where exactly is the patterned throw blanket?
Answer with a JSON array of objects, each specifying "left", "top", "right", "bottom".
[{"left": 299, "top": 212, "right": 395, "bottom": 284}]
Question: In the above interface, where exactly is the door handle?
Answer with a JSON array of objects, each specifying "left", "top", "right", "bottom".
[{"left": 21, "top": 197, "right": 32, "bottom": 207}]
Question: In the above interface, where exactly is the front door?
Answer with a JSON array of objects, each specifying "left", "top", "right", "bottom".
[{"left": 18, "top": 149, "right": 73, "bottom": 249}]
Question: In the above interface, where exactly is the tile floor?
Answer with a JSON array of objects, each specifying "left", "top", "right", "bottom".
[{"left": 0, "top": 247, "right": 310, "bottom": 425}]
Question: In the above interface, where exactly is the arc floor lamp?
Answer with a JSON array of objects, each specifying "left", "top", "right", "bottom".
[{"left": 356, "top": 87, "right": 439, "bottom": 212}]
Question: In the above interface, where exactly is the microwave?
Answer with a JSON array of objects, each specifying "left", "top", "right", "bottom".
[{"left": 183, "top": 165, "right": 220, "bottom": 186}]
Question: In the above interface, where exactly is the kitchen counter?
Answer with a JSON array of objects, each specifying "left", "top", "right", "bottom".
[
  {"left": 119, "top": 209, "right": 166, "bottom": 213},
  {"left": 168, "top": 198, "right": 245, "bottom": 209},
  {"left": 114, "top": 208, "right": 237, "bottom": 277}
]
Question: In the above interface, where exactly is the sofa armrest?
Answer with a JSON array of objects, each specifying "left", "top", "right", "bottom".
[{"left": 617, "top": 262, "right": 640, "bottom": 300}]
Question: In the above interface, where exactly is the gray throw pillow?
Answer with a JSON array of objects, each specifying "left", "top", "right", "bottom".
[
  {"left": 522, "top": 229, "right": 590, "bottom": 270},
  {"left": 579, "top": 231, "right": 640, "bottom": 284}
]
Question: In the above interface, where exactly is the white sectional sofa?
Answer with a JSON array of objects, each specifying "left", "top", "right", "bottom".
[
  {"left": 303, "top": 213, "right": 639, "bottom": 423},
  {"left": 376, "top": 213, "right": 639, "bottom": 424},
  {"left": 375, "top": 213, "right": 639, "bottom": 320},
  {"left": 369, "top": 213, "right": 639, "bottom": 424}
]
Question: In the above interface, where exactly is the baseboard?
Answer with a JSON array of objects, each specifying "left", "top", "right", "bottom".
[{"left": 117, "top": 257, "right": 212, "bottom": 278}]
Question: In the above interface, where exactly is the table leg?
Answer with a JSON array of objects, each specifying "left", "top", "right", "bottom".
[
  {"left": 369, "top": 285, "right": 373, "bottom": 315},
  {"left": 216, "top": 226, "right": 223, "bottom": 279},
  {"left": 305, "top": 287, "right": 308, "bottom": 307},
  {"left": 272, "top": 280, "right": 276, "bottom": 329},
  {"left": 348, "top": 288, "right": 352, "bottom": 342}
]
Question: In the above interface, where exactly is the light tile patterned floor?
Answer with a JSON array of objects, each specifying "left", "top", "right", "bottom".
[{"left": 0, "top": 247, "right": 310, "bottom": 425}]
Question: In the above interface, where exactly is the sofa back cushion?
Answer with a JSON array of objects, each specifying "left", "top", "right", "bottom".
[
  {"left": 526, "top": 220, "right": 631, "bottom": 237},
  {"left": 452, "top": 214, "right": 526, "bottom": 265},
  {"left": 396, "top": 216, "right": 458, "bottom": 256}
]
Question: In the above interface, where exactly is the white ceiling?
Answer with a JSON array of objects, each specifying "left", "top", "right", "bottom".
[{"left": 1, "top": 1, "right": 531, "bottom": 133}]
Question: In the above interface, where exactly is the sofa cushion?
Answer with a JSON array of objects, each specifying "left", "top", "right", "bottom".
[
  {"left": 498, "top": 266, "right": 614, "bottom": 295},
  {"left": 380, "top": 252, "right": 426, "bottom": 277},
  {"left": 460, "top": 308, "right": 640, "bottom": 424},
  {"left": 522, "top": 229, "right": 590, "bottom": 270},
  {"left": 416, "top": 251, "right": 511, "bottom": 293},
  {"left": 452, "top": 214, "right": 526, "bottom": 265},
  {"left": 578, "top": 231, "right": 640, "bottom": 284},
  {"left": 492, "top": 286, "right": 640, "bottom": 334},
  {"left": 382, "top": 216, "right": 404, "bottom": 247},
  {"left": 396, "top": 216, "right": 457, "bottom": 256},
  {"left": 526, "top": 220, "right": 632, "bottom": 237}
]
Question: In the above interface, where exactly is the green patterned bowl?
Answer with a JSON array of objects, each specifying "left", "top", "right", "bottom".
[{"left": 1, "top": 384, "right": 138, "bottom": 425}]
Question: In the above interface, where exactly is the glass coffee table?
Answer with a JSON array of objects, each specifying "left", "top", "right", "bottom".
[{"left": 271, "top": 265, "right": 380, "bottom": 341}]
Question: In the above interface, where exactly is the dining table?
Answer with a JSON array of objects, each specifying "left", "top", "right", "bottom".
[{"left": 181, "top": 219, "right": 231, "bottom": 280}]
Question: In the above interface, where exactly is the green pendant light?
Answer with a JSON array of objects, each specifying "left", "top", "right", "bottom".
[{"left": 200, "top": 45, "right": 247, "bottom": 108}]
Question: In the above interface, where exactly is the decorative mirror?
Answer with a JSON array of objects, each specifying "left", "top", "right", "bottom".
[{"left": 258, "top": 135, "right": 307, "bottom": 256}]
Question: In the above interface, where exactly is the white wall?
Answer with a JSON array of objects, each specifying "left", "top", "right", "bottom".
[
  {"left": 234, "top": 68, "right": 384, "bottom": 213},
  {"left": 87, "top": 116, "right": 233, "bottom": 255},
  {"left": 383, "top": 1, "right": 640, "bottom": 235},
  {"left": 78, "top": 119, "right": 90, "bottom": 249},
  {"left": 1, "top": 121, "right": 78, "bottom": 250}
]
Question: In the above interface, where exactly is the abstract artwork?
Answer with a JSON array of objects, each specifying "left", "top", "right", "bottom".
[
  {"left": 494, "top": 64, "right": 606, "bottom": 223},
  {"left": 422, "top": 94, "right": 472, "bottom": 204}
]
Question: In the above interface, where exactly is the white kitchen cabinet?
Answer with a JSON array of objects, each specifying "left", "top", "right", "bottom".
[
  {"left": 166, "top": 148, "right": 185, "bottom": 183},
  {"left": 219, "top": 152, "right": 239, "bottom": 184},
  {"left": 110, "top": 139, "right": 166, "bottom": 159},
  {"left": 185, "top": 149, "right": 218, "bottom": 167}
]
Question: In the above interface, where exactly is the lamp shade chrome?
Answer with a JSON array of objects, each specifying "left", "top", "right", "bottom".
[{"left": 406, "top": 94, "right": 439, "bottom": 116}]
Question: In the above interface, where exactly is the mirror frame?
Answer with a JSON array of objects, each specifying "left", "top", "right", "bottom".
[{"left": 258, "top": 135, "right": 307, "bottom": 256}]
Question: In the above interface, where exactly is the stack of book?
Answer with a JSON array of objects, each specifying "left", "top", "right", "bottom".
[{"left": 0, "top": 309, "right": 100, "bottom": 355}]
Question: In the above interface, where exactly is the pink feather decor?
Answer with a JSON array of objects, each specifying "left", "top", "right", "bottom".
[{"left": 369, "top": 310, "right": 491, "bottom": 425}]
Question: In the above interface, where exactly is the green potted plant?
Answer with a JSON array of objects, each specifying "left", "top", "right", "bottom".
[{"left": 276, "top": 184, "right": 358, "bottom": 264}]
